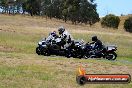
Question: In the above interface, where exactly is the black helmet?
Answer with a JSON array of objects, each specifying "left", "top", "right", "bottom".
[
  {"left": 92, "top": 36, "right": 98, "bottom": 41},
  {"left": 58, "top": 26, "right": 65, "bottom": 34}
]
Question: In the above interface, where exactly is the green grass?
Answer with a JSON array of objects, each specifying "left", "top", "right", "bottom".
[
  {"left": 0, "top": 15, "right": 132, "bottom": 88},
  {"left": 0, "top": 52, "right": 132, "bottom": 88},
  {"left": 0, "top": 31, "right": 40, "bottom": 54}
]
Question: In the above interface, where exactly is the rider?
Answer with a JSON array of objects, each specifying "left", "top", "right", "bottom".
[
  {"left": 90, "top": 36, "right": 103, "bottom": 50},
  {"left": 58, "top": 26, "right": 72, "bottom": 48},
  {"left": 50, "top": 31, "right": 58, "bottom": 38},
  {"left": 89, "top": 36, "right": 103, "bottom": 57},
  {"left": 46, "top": 31, "right": 58, "bottom": 42}
]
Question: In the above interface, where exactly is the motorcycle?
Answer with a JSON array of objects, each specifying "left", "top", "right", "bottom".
[
  {"left": 83, "top": 44, "right": 117, "bottom": 60},
  {"left": 65, "top": 40, "right": 86, "bottom": 59},
  {"left": 36, "top": 32, "right": 117, "bottom": 60},
  {"left": 36, "top": 35, "right": 67, "bottom": 56}
]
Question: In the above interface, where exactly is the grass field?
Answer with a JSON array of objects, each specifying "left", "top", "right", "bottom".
[{"left": 0, "top": 14, "right": 132, "bottom": 88}]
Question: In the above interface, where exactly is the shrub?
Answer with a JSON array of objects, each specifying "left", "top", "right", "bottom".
[
  {"left": 124, "top": 17, "right": 132, "bottom": 33},
  {"left": 101, "top": 14, "right": 120, "bottom": 29}
]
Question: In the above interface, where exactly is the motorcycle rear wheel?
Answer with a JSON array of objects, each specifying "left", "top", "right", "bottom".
[
  {"left": 83, "top": 55, "right": 90, "bottom": 59},
  {"left": 106, "top": 52, "right": 117, "bottom": 60}
]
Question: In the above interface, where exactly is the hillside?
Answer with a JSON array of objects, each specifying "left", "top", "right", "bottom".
[{"left": 0, "top": 14, "right": 132, "bottom": 88}]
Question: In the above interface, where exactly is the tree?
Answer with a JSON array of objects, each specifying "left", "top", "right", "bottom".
[
  {"left": 0, "top": 0, "right": 100, "bottom": 25},
  {"left": 60, "top": 0, "right": 100, "bottom": 24},
  {"left": 124, "top": 16, "right": 132, "bottom": 33},
  {"left": 41, "top": 0, "right": 53, "bottom": 18},
  {"left": 0, "top": 0, "right": 16, "bottom": 14},
  {"left": 101, "top": 14, "right": 120, "bottom": 28},
  {"left": 0, "top": 0, "right": 24, "bottom": 14},
  {"left": 0, "top": 0, "right": 7, "bottom": 13},
  {"left": 22, "top": 0, "right": 41, "bottom": 16},
  {"left": 79, "top": 0, "right": 99, "bottom": 25},
  {"left": 15, "top": 0, "right": 24, "bottom": 13}
]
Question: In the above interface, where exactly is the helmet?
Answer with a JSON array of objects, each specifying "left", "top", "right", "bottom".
[
  {"left": 58, "top": 26, "right": 65, "bottom": 34},
  {"left": 92, "top": 36, "right": 98, "bottom": 41},
  {"left": 51, "top": 31, "right": 56, "bottom": 37},
  {"left": 53, "top": 31, "right": 56, "bottom": 34}
]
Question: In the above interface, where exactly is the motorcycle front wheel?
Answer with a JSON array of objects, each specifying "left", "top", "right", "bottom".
[
  {"left": 42, "top": 49, "right": 50, "bottom": 56},
  {"left": 36, "top": 47, "right": 41, "bottom": 55}
]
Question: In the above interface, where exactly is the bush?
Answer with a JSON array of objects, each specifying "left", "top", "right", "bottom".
[
  {"left": 124, "top": 17, "right": 132, "bottom": 33},
  {"left": 101, "top": 14, "right": 120, "bottom": 28}
]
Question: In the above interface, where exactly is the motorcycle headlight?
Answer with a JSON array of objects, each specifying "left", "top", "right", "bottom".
[
  {"left": 38, "top": 42, "right": 42, "bottom": 45},
  {"left": 42, "top": 45, "right": 47, "bottom": 47}
]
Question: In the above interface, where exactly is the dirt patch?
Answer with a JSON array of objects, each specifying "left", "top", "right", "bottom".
[
  {"left": 0, "top": 28, "right": 16, "bottom": 33},
  {"left": 0, "top": 45, "right": 16, "bottom": 52},
  {"left": 108, "top": 65, "right": 132, "bottom": 75}
]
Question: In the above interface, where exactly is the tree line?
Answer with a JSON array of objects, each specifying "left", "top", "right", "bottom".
[{"left": 0, "top": 0, "right": 100, "bottom": 25}]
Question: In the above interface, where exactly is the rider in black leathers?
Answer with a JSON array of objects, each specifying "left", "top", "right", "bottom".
[
  {"left": 90, "top": 36, "right": 103, "bottom": 57},
  {"left": 91, "top": 36, "right": 103, "bottom": 50}
]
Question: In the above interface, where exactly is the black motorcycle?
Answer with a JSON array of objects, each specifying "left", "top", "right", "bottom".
[
  {"left": 36, "top": 36, "right": 67, "bottom": 56},
  {"left": 65, "top": 40, "right": 85, "bottom": 59},
  {"left": 83, "top": 44, "right": 117, "bottom": 60}
]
